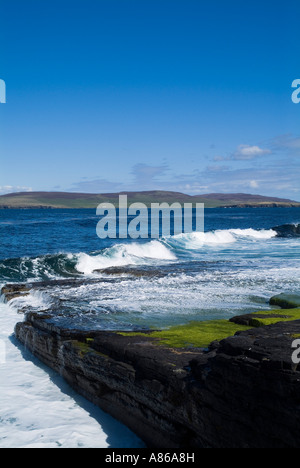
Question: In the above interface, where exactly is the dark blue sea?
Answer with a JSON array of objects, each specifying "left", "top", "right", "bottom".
[
  {"left": 0, "top": 207, "right": 299, "bottom": 447},
  {"left": 0, "top": 207, "right": 299, "bottom": 329}
]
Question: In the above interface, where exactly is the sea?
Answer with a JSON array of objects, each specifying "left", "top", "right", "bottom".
[{"left": 0, "top": 206, "right": 299, "bottom": 447}]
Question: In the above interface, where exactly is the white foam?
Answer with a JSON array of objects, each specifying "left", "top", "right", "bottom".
[
  {"left": 75, "top": 229, "right": 278, "bottom": 274},
  {"left": 0, "top": 300, "right": 144, "bottom": 448},
  {"left": 8, "top": 289, "right": 51, "bottom": 312},
  {"left": 124, "top": 240, "right": 176, "bottom": 259},
  {"left": 47, "top": 260, "right": 300, "bottom": 331},
  {"left": 76, "top": 241, "right": 176, "bottom": 275},
  {"left": 168, "top": 228, "right": 277, "bottom": 249},
  {"left": 228, "top": 228, "right": 277, "bottom": 239}
]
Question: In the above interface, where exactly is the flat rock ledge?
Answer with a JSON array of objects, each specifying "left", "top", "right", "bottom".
[
  {"left": 3, "top": 284, "right": 300, "bottom": 448},
  {"left": 11, "top": 313, "right": 300, "bottom": 448}
]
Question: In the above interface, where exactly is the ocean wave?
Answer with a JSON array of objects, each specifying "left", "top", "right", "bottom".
[
  {"left": 0, "top": 227, "right": 289, "bottom": 281},
  {"left": 0, "top": 253, "right": 79, "bottom": 282},
  {"left": 75, "top": 241, "right": 176, "bottom": 275},
  {"left": 0, "top": 242, "right": 176, "bottom": 281},
  {"left": 164, "top": 227, "right": 277, "bottom": 250}
]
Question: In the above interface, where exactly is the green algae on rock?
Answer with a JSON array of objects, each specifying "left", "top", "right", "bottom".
[
  {"left": 119, "top": 319, "right": 253, "bottom": 349},
  {"left": 270, "top": 293, "right": 300, "bottom": 309},
  {"left": 230, "top": 308, "right": 300, "bottom": 327}
]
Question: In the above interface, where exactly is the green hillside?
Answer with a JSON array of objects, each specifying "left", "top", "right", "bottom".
[{"left": 0, "top": 191, "right": 299, "bottom": 209}]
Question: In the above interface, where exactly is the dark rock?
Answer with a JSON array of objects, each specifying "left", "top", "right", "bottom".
[
  {"left": 270, "top": 293, "right": 300, "bottom": 309},
  {"left": 230, "top": 312, "right": 291, "bottom": 327},
  {"left": 190, "top": 321, "right": 300, "bottom": 448},
  {"left": 14, "top": 312, "right": 203, "bottom": 448},
  {"left": 93, "top": 266, "right": 166, "bottom": 277},
  {"left": 1, "top": 284, "right": 31, "bottom": 301},
  {"left": 272, "top": 224, "right": 300, "bottom": 238},
  {"left": 0, "top": 277, "right": 119, "bottom": 303},
  {"left": 13, "top": 308, "right": 300, "bottom": 448}
]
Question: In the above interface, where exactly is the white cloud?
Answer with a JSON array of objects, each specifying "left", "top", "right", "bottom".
[
  {"left": 249, "top": 180, "right": 259, "bottom": 189},
  {"left": 232, "top": 144, "right": 272, "bottom": 160}
]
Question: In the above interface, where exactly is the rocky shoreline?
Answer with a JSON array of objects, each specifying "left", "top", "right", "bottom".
[{"left": 2, "top": 283, "right": 300, "bottom": 448}]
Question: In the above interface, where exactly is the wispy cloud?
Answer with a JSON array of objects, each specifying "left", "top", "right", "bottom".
[
  {"left": 70, "top": 179, "right": 125, "bottom": 193},
  {"left": 231, "top": 144, "right": 272, "bottom": 160},
  {"left": 131, "top": 163, "right": 170, "bottom": 186},
  {"left": 269, "top": 134, "right": 300, "bottom": 157},
  {"left": 0, "top": 185, "right": 33, "bottom": 195},
  {"left": 213, "top": 144, "right": 272, "bottom": 162},
  {"left": 70, "top": 163, "right": 170, "bottom": 193},
  {"left": 68, "top": 144, "right": 300, "bottom": 200},
  {"left": 195, "top": 163, "right": 300, "bottom": 197}
]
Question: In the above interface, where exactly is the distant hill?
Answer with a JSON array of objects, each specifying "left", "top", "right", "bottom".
[
  {"left": 0, "top": 191, "right": 299, "bottom": 209},
  {"left": 198, "top": 193, "right": 300, "bottom": 205}
]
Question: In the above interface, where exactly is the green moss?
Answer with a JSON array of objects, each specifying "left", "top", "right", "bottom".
[
  {"left": 152, "top": 320, "right": 253, "bottom": 348},
  {"left": 251, "top": 308, "right": 300, "bottom": 327},
  {"left": 120, "top": 319, "right": 252, "bottom": 349},
  {"left": 75, "top": 307, "right": 300, "bottom": 352},
  {"left": 72, "top": 340, "right": 91, "bottom": 356},
  {"left": 270, "top": 294, "right": 300, "bottom": 309},
  {"left": 72, "top": 339, "right": 109, "bottom": 358}
]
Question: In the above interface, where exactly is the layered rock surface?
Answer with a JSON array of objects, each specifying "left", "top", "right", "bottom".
[{"left": 3, "top": 284, "right": 300, "bottom": 448}]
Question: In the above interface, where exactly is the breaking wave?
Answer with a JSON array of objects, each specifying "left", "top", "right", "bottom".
[
  {"left": 0, "top": 253, "right": 79, "bottom": 282},
  {"left": 75, "top": 241, "right": 176, "bottom": 275},
  {"left": 0, "top": 227, "right": 285, "bottom": 281},
  {"left": 164, "top": 227, "right": 277, "bottom": 250}
]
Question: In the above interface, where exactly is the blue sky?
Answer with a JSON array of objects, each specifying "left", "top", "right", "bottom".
[{"left": 0, "top": 0, "right": 300, "bottom": 199}]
